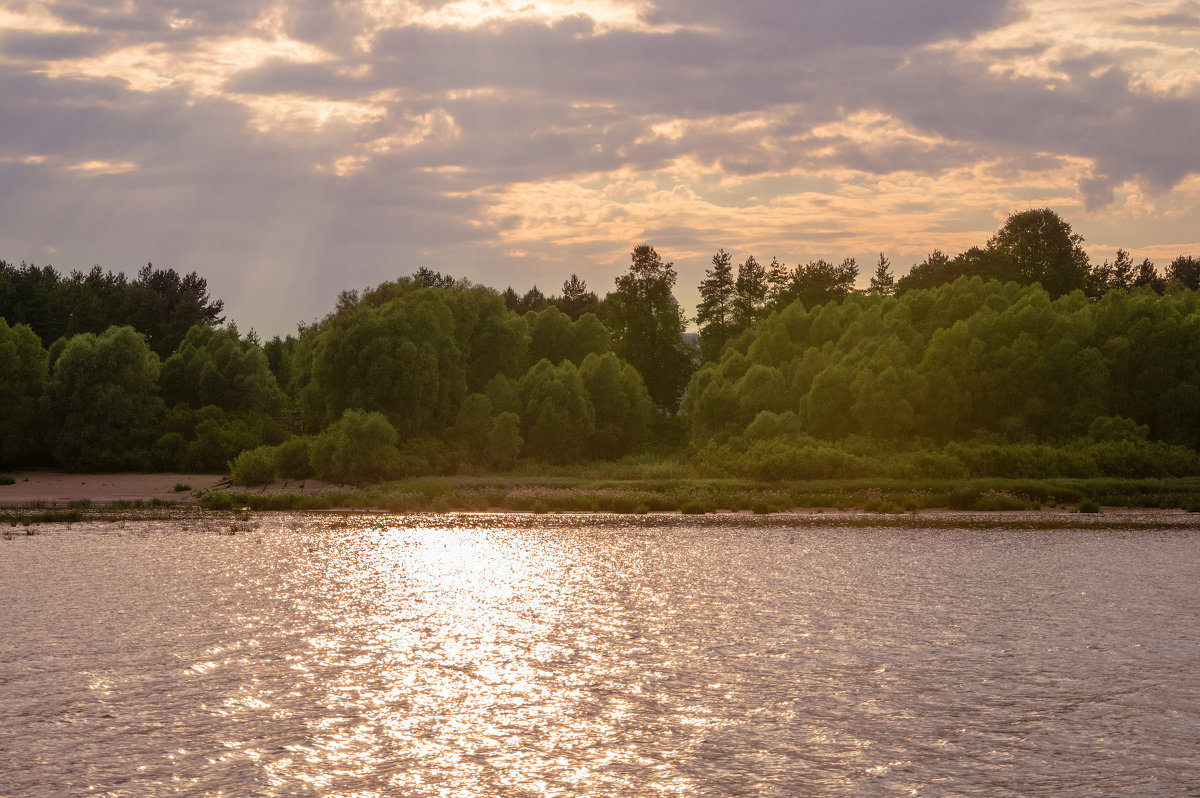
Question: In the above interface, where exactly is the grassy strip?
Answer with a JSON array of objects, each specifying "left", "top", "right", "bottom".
[{"left": 198, "top": 476, "right": 1200, "bottom": 514}]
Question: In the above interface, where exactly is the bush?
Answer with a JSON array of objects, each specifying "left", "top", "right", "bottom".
[
  {"left": 230, "top": 446, "right": 277, "bottom": 486},
  {"left": 273, "top": 437, "right": 314, "bottom": 479},
  {"left": 310, "top": 409, "right": 403, "bottom": 484}
]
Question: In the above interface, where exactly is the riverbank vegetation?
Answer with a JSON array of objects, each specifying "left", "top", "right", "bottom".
[{"left": 5, "top": 208, "right": 1200, "bottom": 511}]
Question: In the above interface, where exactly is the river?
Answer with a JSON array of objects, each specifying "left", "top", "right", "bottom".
[{"left": 2, "top": 512, "right": 1198, "bottom": 796}]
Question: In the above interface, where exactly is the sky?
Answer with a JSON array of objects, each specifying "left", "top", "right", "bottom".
[{"left": 2, "top": 0, "right": 1200, "bottom": 336}]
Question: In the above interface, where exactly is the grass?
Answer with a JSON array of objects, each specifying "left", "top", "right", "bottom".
[
  {"left": 0, "top": 475, "right": 15, "bottom": 486},
  {"left": 186, "top": 475, "right": 1200, "bottom": 515}
]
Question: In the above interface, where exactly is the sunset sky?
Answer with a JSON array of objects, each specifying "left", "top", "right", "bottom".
[{"left": 2, "top": 0, "right": 1199, "bottom": 335}]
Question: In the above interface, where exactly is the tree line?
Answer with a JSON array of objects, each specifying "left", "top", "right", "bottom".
[{"left": 3, "top": 207, "right": 1200, "bottom": 483}]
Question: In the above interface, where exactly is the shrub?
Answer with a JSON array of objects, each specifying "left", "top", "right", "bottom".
[
  {"left": 310, "top": 409, "right": 403, "bottom": 484},
  {"left": 230, "top": 446, "right": 277, "bottom": 486},
  {"left": 273, "top": 437, "right": 314, "bottom": 479}
]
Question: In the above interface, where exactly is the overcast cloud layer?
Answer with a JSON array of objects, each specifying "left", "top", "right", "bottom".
[{"left": 2, "top": 0, "right": 1199, "bottom": 333}]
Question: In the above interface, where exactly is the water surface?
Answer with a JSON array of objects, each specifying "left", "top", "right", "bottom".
[{"left": 2, "top": 512, "right": 1198, "bottom": 796}]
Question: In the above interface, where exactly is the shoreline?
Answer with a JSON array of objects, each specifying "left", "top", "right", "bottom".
[{"left": 4, "top": 470, "right": 1200, "bottom": 517}]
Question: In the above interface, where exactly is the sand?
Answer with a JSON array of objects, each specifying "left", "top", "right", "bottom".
[{"left": 0, "top": 471, "right": 335, "bottom": 506}]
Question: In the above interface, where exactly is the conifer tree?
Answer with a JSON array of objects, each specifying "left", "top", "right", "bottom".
[
  {"left": 696, "top": 249, "right": 736, "bottom": 362},
  {"left": 733, "top": 255, "right": 768, "bottom": 331},
  {"left": 868, "top": 252, "right": 895, "bottom": 296}
]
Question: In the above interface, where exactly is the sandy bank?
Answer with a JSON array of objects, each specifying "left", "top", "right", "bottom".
[{"left": 0, "top": 471, "right": 336, "bottom": 506}]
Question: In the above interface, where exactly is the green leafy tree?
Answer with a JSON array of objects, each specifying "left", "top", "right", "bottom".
[
  {"left": 606, "top": 245, "right": 694, "bottom": 410},
  {"left": 486, "top": 412, "right": 523, "bottom": 467},
  {"left": 579, "top": 352, "right": 652, "bottom": 459},
  {"left": 302, "top": 288, "right": 466, "bottom": 435},
  {"left": 230, "top": 445, "right": 278, "bottom": 485},
  {"left": 0, "top": 319, "right": 48, "bottom": 465},
  {"left": 517, "top": 359, "right": 595, "bottom": 463},
  {"left": 986, "top": 208, "right": 1091, "bottom": 297},
  {"left": 453, "top": 393, "right": 494, "bottom": 456},
  {"left": 47, "top": 326, "right": 164, "bottom": 470},
  {"left": 160, "top": 325, "right": 286, "bottom": 418}
]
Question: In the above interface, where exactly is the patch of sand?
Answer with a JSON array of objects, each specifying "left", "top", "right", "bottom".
[{"left": 0, "top": 472, "right": 339, "bottom": 507}]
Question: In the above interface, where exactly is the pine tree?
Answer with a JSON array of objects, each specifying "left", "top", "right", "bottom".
[
  {"left": 559, "top": 273, "right": 599, "bottom": 319},
  {"left": 695, "top": 249, "right": 736, "bottom": 362},
  {"left": 868, "top": 252, "right": 895, "bottom": 296},
  {"left": 765, "top": 257, "right": 790, "bottom": 312},
  {"left": 733, "top": 254, "right": 768, "bottom": 331}
]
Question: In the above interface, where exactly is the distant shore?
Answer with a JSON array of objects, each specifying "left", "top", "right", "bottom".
[{"left": 6, "top": 470, "right": 1200, "bottom": 517}]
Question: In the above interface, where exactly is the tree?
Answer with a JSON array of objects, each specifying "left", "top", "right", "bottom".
[
  {"left": 868, "top": 252, "right": 895, "bottom": 296},
  {"left": 1166, "top": 255, "right": 1200, "bottom": 290},
  {"left": 985, "top": 208, "right": 1091, "bottom": 297},
  {"left": 733, "top": 254, "right": 768, "bottom": 330},
  {"left": 127, "top": 264, "right": 226, "bottom": 356},
  {"left": 558, "top": 274, "right": 599, "bottom": 319},
  {"left": 580, "top": 351, "right": 653, "bottom": 459},
  {"left": 783, "top": 258, "right": 859, "bottom": 308},
  {"left": 412, "top": 267, "right": 455, "bottom": 289},
  {"left": 160, "top": 325, "right": 286, "bottom": 418},
  {"left": 1133, "top": 258, "right": 1165, "bottom": 292},
  {"left": 765, "top": 258, "right": 790, "bottom": 311},
  {"left": 518, "top": 286, "right": 549, "bottom": 314},
  {"left": 896, "top": 250, "right": 953, "bottom": 293},
  {"left": 301, "top": 288, "right": 466, "bottom": 435},
  {"left": 1111, "top": 249, "right": 1135, "bottom": 292},
  {"left": 46, "top": 326, "right": 164, "bottom": 470},
  {"left": 695, "top": 249, "right": 736, "bottom": 362},
  {"left": 516, "top": 359, "right": 595, "bottom": 463},
  {"left": 309, "top": 408, "right": 402, "bottom": 483},
  {"left": 0, "top": 319, "right": 48, "bottom": 465},
  {"left": 606, "top": 245, "right": 694, "bottom": 410}
]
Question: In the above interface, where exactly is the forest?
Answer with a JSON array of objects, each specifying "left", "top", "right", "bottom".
[{"left": 3, "top": 208, "right": 1200, "bottom": 488}]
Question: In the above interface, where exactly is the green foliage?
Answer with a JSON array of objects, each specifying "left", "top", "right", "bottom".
[
  {"left": 526, "top": 305, "right": 611, "bottom": 366},
  {"left": 687, "top": 278, "right": 1200, "bottom": 463},
  {"left": 272, "top": 437, "right": 314, "bottom": 479},
  {"left": 161, "top": 325, "right": 286, "bottom": 417},
  {"left": 302, "top": 286, "right": 467, "bottom": 434},
  {"left": 309, "top": 409, "right": 402, "bottom": 484},
  {"left": 46, "top": 326, "right": 164, "bottom": 471},
  {"left": 230, "top": 446, "right": 278, "bottom": 485},
  {"left": 696, "top": 249, "right": 736, "bottom": 362},
  {"left": 0, "top": 261, "right": 224, "bottom": 356},
  {"left": 606, "top": 245, "right": 694, "bottom": 410},
  {"left": 579, "top": 351, "right": 653, "bottom": 459},
  {"left": 0, "top": 318, "right": 48, "bottom": 465},
  {"left": 486, "top": 412, "right": 523, "bottom": 468},
  {"left": 517, "top": 360, "right": 595, "bottom": 463},
  {"left": 454, "top": 392, "right": 494, "bottom": 459}
]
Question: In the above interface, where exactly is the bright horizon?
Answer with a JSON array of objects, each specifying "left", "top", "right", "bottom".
[{"left": 2, "top": 0, "right": 1199, "bottom": 336}]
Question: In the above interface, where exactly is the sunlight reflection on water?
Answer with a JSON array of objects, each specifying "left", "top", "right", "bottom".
[{"left": 1, "top": 512, "right": 1199, "bottom": 796}]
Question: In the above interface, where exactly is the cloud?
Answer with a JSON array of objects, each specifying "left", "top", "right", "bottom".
[{"left": 2, "top": 0, "right": 1200, "bottom": 333}]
